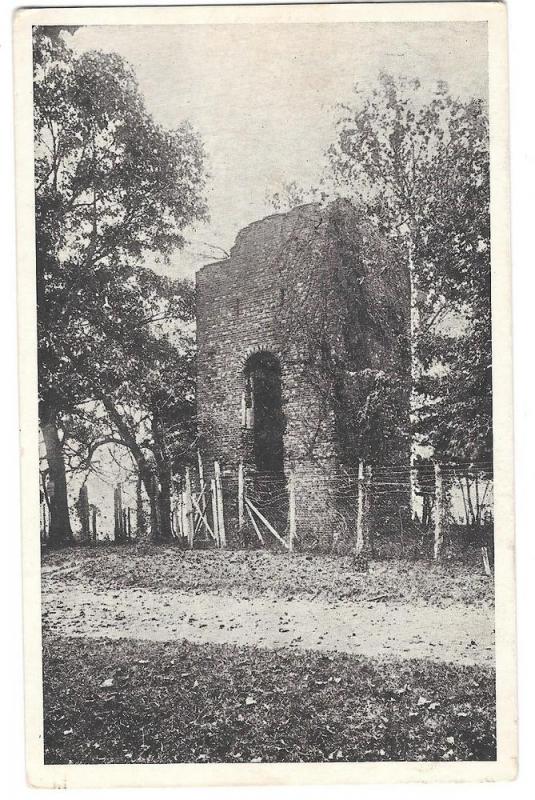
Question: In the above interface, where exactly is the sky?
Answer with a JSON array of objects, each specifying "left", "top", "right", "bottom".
[{"left": 71, "top": 21, "right": 488, "bottom": 279}]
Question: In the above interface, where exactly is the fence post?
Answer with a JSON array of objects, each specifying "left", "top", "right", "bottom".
[
  {"left": 481, "top": 545, "right": 491, "bottom": 576},
  {"left": 288, "top": 470, "right": 296, "bottom": 552},
  {"left": 184, "top": 467, "right": 194, "bottom": 548},
  {"left": 238, "top": 461, "right": 245, "bottom": 530},
  {"left": 211, "top": 478, "right": 220, "bottom": 546},
  {"left": 197, "top": 450, "right": 206, "bottom": 515},
  {"left": 355, "top": 460, "right": 365, "bottom": 555},
  {"left": 410, "top": 462, "right": 420, "bottom": 523},
  {"left": 178, "top": 491, "right": 184, "bottom": 538},
  {"left": 40, "top": 495, "right": 47, "bottom": 541},
  {"left": 214, "top": 461, "right": 226, "bottom": 547},
  {"left": 114, "top": 484, "right": 123, "bottom": 542},
  {"left": 433, "top": 463, "right": 444, "bottom": 559},
  {"left": 78, "top": 484, "right": 90, "bottom": 544},
  {"left": 152, "top": 474, "right": 163, "bottom": 542}
]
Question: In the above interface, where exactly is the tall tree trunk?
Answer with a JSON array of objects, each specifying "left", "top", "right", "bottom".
[
  {"left": 132, "top": 465, "right": 161, "bottom": 542},
  {"left": 148, "top": 473, "right": 161, "bottom": 542},
  {"left": 136, "top": 473, "right": 147, "bottom": 539},
  {"left": 151, "top": 405, "right": 173, "bottom": 542},
  {"left": 157, "top": 463, "right": 173, "bottom": 541},
  {"left": 132, "top": 462, "right": 160, "bottom": 542},
  {"left": 39, "top": 400, "right": 73, "bottom": 547},
  {"left": 408, "top": 232, "right": 420, "bottom": 521},
  {"left": 464, "top": 473, "right": 476, "bottom": 527}
]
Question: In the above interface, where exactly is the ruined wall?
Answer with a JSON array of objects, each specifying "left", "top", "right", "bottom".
[
  {"left": 196, "top": 218, "right": 282, "bottom": 469},
  {"left": 196, "top": 200, "right": 410, "bottom": 549},
  {"left": 196, "top": 204, "right": 342, "bottom": 473}
]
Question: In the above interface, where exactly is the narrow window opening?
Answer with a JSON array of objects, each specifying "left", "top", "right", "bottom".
[{"left": 243, "top": 352, "right": 285, "bottom": 473}]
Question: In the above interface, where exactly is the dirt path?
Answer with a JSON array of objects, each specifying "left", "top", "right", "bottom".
[{"left": 42, "top": 583, "right": 494, "bottom": 666}]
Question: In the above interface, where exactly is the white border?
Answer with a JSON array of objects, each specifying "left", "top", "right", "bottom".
[{"left": 13, "top": 2, "right": 516, "bottom": 788}]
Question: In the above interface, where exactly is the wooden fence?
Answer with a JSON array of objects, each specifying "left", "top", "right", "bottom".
[{"left": 40, "top": 455, "right": 493, "bottom": 575}]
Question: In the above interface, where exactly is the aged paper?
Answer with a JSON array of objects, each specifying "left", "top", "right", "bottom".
[{"left": 14, "top": 2, "right": 515, "bottom": 788}]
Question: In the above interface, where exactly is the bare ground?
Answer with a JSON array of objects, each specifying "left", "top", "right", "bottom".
[
  {"left": 41, "top": 546, "right": 496, "bottom": 764},
  {"left": 42, "top": 547, "right": 494, "bottom": 666}
]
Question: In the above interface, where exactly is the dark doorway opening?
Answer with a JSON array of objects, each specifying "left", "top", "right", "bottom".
[{"left": 244, "top": 352, "right": 285, "bottom": 473}]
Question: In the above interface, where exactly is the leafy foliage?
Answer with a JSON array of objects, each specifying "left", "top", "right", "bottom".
[
  {"left": 34, "top": 27, "right": 207, "bottom": 541},
  {"left": 267, "top": 180, "right": 320, "bottom": 212},
  {"left": 327, "top": 73, "right": 491, "bottom": 462},
  {"left": 276, "top": 201, "right": 410, "bottom": 464},
  {"left": 34, "top": 26, "right": 206, "bottom": 413}
]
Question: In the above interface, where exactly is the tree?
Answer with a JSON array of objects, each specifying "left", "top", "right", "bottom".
[
  {"left": 327, "top": 73, "right": 491, "bottom": 467},
  {"left": 267, "top": 181, "right": 320, "bottom": 212},
  {"left": 34, "top": 27, "right": 207, "bottom": 545},
  {"left": 56, "top": 275, "right": 197, "bottom": 542},
  {"left": 413, "top": 100, "right": 491, "bottom": 462},
  {"left": 91, "top": 285, "right": 197, "bottom": 542}
]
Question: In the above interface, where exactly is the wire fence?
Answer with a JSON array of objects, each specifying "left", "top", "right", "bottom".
[
  {"left": 43, "top": 455, "right": 494, "bottom": 572},
  {"left": 167, "top": 457, "right": 494, "bottom": 571}
]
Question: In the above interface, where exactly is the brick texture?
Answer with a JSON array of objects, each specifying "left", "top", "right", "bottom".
[{"left": 196, "top": 200, "right": 410, "bottom": 549}]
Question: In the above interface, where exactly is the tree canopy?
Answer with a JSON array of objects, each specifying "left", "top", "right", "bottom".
[
  {"left": 326, "top": 73, "right": 491, "bottom": 462},
  {"left": 34, "top": 27, "right": 207, "bottom": 544}
]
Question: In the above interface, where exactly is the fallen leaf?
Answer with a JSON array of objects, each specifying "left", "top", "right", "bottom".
[{"left": 417, "top": 696, "right": 429, "bottom": 706}]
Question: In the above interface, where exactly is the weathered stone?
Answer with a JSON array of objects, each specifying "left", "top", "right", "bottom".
[{"left": 196, "top": 200, "right": 410, "bottom": 549}]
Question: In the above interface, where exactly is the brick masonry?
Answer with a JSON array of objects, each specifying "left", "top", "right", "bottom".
[{"left": 196, "top": 200, "right": 410, "bottom": 549}]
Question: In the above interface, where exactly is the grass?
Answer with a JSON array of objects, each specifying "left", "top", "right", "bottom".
[
  {"left": 42, "top": 544, "right": 493, "bottom": 607},
  {"left": 43, "top": 636, "right": 496, "bottom": 765}
]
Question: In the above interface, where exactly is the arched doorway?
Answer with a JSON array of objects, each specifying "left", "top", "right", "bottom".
[{"left": 243, "top": 352, "right": 285, "bottom": 473}]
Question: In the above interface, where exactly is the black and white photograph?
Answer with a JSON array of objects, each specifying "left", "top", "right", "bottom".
[{"left": 13, "top": 1, "right": 515, "bottom": 788}]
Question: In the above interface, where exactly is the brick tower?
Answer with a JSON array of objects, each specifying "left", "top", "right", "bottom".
[{"left": 196, "top": 199, "right": 410, "bottom": 549}]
